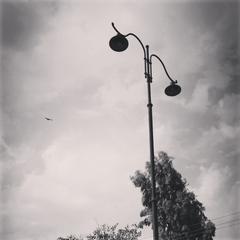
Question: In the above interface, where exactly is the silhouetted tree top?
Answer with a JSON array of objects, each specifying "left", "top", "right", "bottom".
[
  {"left": 57, "top": 224, "right": 141, "bottom": 240},
  {"left": 131, "top": 151, "right": 216, "bottom": 240},
  {"left": 87, "top": 224, "right": 141, "bottom": 240},
  {"left": 57, "top": 235, "right": 82, "bottom": 240}
]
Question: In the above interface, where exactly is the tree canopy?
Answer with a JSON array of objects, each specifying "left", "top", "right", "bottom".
[
  {"left": 131, "top": 151, "right": 216, "bottom": 240},
  {"left": 57, "top": 224, "right": 141, "bottom": 240},
  {"left": 57, "top": 235, "right": 82, "bottom": 240},
  {"left": 87, "top": 224, "right": 141, "bottom": 240}
]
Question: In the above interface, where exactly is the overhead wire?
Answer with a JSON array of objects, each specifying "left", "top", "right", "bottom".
[
  {"left": 173, "top": 219, "right": 240, "bottom": 240},
  {"left": 171, "top": 211, "right": 240, "bottom": 229},
  {"left": 216, "top": 222, "right": 240, "bottom": 230},
  {"left": 171, "top": 218, "right": 240, "bottom": 239},
  {"left": 139, "top": 211, "right": 240, "bottom": 240},
  {"left": 171, "top": 219, "right": 240, "bottom": 240},
  {"left": 210, "top": 211, "right": 240, "bottom": 221},
  {"left": 67, "top": 212, "right": 240, "bottom": 240}
]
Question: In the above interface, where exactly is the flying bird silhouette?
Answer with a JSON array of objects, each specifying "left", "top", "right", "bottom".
[{"left": 45, "top": 117, "right": 53, "bottom": 121}]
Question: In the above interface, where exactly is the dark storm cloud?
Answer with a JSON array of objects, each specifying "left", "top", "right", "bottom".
[
  {"left": 202, "top": 1, "right": 240, "bottom": 101},
  {"left": 183, "top": 1, "right": 240, "bottom": 131},
  {"left": 1, "top": 1, "right": 59, "bottom": 51},
  {"left": 173, "top": 1, "right": 239, "bottom": 103},
  {"left": 0, "top": 1, "right": 60, "bottom": 190},
  {"left": 1, "top": 0, "right": 60, "bottom": 146}
]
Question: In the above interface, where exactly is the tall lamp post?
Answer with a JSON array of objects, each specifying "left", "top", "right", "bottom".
[{"left": 109, "top": 23, "right": 181, "bottom": 240}]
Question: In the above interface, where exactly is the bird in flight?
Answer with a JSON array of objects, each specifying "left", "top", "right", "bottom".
[{"left": 45, "top": 117, "right": 53, "bottom": 121}]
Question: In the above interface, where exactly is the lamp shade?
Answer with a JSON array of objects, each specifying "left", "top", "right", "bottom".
[
  {"left": 165, "top": 83, "right": 181, "bottom": 96},
  {"left": 109, "top": 34, "right": 128, "bottom": 52}
]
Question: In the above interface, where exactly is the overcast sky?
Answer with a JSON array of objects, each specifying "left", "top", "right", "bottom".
[{"left": 0, "top": 0, "right": 239, "bottom": 240}]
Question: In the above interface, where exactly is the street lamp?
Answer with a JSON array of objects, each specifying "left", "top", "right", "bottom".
[{"left": 109, "top": 23, "right": 181, "bottom": 240}]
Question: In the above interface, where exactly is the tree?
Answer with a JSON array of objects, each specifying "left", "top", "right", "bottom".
[
  {"left": 87, "top": 223, "right": 141, "bottom": 240},
  {"left": 57, "top": 235, "right": 82, "bottom": 240},
  {"left": 57, "top": 224, "right": 141, "bottom": 240},
  {"left": 130, "top": 151, "right": 216, "bottom": 240}
]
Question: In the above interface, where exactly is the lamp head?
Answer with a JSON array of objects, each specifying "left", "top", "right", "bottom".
[
  {"left": 165, "top": 82, "right": 181, "bottom": 96},
  {"left": 109, "top": 34, "right": 128, "bottom": 52}
]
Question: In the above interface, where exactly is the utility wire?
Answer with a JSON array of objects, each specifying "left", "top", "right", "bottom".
[
  {"left": 173, "top": 218, "right": 240, "bottom": 239},
  {"left": 216, "top": 222, "right": 240, "bottom": 230},
  {"left": 217, "top": 218, "right": 240, "bottom": 226},
  {"left": 73, "top": 212, "right": 240, "bottom": 240},
  {"left": 166, "top": 219, "right": 240, "bottom": 240},
  {"left": 172, "top": 211, "right": 240, "bottom": 229},
  {"left": 139, "top": 213, "right": 240, "bottom": 240},
  {"left": 141, "top": 211, "right": 240, "bottom": 239},
  {"left": 210, "top": 211, "right": 240, "bottom": 221},
  {"left": 171, "top": 220, "right": 240, "bottom": 240}
]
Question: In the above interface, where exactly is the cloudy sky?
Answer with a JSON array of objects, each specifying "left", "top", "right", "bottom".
[{"left": 0, "top": 0, "right": 239, "bottom": 239}]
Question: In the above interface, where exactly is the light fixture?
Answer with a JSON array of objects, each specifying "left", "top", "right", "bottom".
[
  {"left": 109, "top": 34, "right": 129, "bottom": 52},
  {"left": 165, "top": 82, "right": 181, "bottom": 96}
]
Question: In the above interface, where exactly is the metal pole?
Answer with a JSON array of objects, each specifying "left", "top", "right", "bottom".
[
  {"left": 110, "top": 23, "right": 180, "bottom": 240},
  {"left": 145, "top": 45, "right": 159, "bottom": 240}
]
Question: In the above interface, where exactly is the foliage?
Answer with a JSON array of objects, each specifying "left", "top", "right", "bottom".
[
  {"left": 130, "top": 151, "right": 216, "bottom": 240},
  {"left": 57, "top": 235, "right": 83, "bottom": 240},
  {"left": 57, "top": 224, "right": 141, "bottom": 240},
  {"left": 87, "top": 223, "right": 141, "bottom": 240}
]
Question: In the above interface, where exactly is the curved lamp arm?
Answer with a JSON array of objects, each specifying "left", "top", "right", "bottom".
[
  {"left": 125, "top": 33, "right": 146, "bottom": 58},
  {"left": 111, "top": 23, "right": 146, "bottom": 58},
  {"left": 150, "top": 54, "right": 177, "bottom": 84},
  {"left": 111, "top": 22, "right": 122, "bottom": 35}
]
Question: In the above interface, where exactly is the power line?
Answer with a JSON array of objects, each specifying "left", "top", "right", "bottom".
[
  {"left": 216, "top": 222, "right": 240, "bottom": 230},
  {"left": 174, "top": 211, "right": 240, "bottom": 229},
  {"left": 67, "top": 211, "right": 240, "bottom": 240},
  {"left": 211, "top": 211, "right": 240, "bottom": 221},
  {"left": 172, "top": 220, "right": 240, "bottom": 240},
  {"left": 139, "top": 214, "right": 240, "bottom": 240},
  {"left": 165, "top": 219, "right": 240, "bottom": 240},
  {"left": 217, "top": 218, "right": 240, "bottom": 226},
  {"left": 174, "top": 218, "right": 240, "bottom": 239}
]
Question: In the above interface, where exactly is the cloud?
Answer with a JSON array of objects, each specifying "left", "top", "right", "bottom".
[
  {"left": 193, "top": 163, "right": 240, "bottom": 240},
  {"left": 216, "top": 94, "right": 240, "bottom": 126},
  {"left": 0, "top": 137, "right": 46, "bottom": 191},
  {"left": 0, "top": 1, "right": 239, "bottom": 240},
  {"left": 1, "top": 0, "right": 61, "bottom": 146},
  {"left": 1, "top": 1, "right": 59, "bottom": 52},
  {"left": 195, "top": 165, "right": 232, "bottom": 208},
  {"left": 0, "top": 134, "right": 145, "bottom": 240}
]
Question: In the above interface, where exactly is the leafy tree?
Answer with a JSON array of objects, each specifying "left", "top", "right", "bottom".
[
  {"left": 57, "top": 235, "right": 82, "bottom": 240},
  {"left": 87, "top": 223, "right": 141, "bottom": 240},
  {"left": 131, "top": 151, "right": 216, "bottom": 240},
  {"left": 57, "top": 224, "right": 141, "bottom": 240}
]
